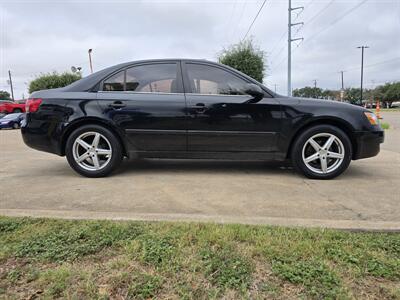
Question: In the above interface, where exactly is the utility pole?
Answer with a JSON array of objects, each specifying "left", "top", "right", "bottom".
[
  {"left": 274, "top": 84, "right": 278, "bottom": 93},
  {"left": 88, "top": 48, "right": 93, "bottom": 74},
  {"left": 340, "top": 71, "right": 344, "bottom": 90},
  {"left": 8, "top": 70, "right": 14, "bottom": 101},
  {"left": 312, "top": 79, "right": 317, "bottom": 98},
  {"left": 357, "top": 46, "right": 369, "bottom": 106},
  {"left": 340, "top": 71, "right": 345, "bottom": 102},
  {"left": 287, "top": 0, "right": 304, "bottom": 97}
]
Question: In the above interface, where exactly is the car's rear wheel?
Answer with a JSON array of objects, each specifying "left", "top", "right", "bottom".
[
  {"left": 12, "top": 123, "right": 19, "bottom": 129},
  {"left": 65, "top": 125, "right": 123, "bottom": 177},
  {"left": 13, "top": 108, "right": 22, "bottom": 113},
  {"left": 291, "top": 125, "right": 352, "bottom": 179}
]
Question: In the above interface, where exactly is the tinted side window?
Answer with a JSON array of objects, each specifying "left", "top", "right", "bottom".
[
  {"left": 186, "top": 64, "right": 248, "bottom": 95},
  {"left": 126, "top": 64, "right": 179, "bottom": 93},
  {"left": 103, "top": 71, "right": 125, "bottom": 91}
]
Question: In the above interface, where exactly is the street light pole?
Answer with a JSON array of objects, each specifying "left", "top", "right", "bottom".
[
  {"left": 88, "top": 49, "right": 93, "bottom": 74},
  {"left": 8, "top": 70, "right": 14, "bottom": 101},
  {"left": 357, "top": 46, "right": 369, "bottom": 105}
]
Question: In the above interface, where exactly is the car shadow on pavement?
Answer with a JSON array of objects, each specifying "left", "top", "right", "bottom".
[
  {"left": 37, "top": 158, "right": 377, "bottom": 180},
  {"left": 114, "top": 159, "right": 295, "bottom": 176}
]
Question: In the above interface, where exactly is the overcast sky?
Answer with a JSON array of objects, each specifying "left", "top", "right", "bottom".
[{"left": 1, "top": 0, "right": 399, "bottom": 98}]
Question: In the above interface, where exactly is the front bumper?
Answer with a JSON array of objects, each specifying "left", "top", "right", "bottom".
[{"left": 353, "top": 130, "right": 384, "bottom": 160}]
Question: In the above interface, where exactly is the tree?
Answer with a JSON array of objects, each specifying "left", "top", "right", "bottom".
[
  {"left": 29, "top": 72, "right": 82, "bottom": 93},
  {"left": 383, "top": 82, "right": 400, "bottom": 108},
  {"left": 344, "top": 88, "right": 361, "bottom": 104},
  {"left": 293, "top": 86, "right": 324, "bottom": 99},
  {"left": 218, "top": 39, "right": 266, "bottom": 82},
  {"left": 0, "top": 90, "right": 11, "bottom": 100}
]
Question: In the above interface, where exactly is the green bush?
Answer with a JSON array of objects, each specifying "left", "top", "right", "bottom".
[
  {"left": 218, "top": 39, "right": 266, "bottom": 83},
  {"left": 28, "top": 72, "right": 82, "bottom": 93},
  {"left": 381, "top": 122, "right": 390, "bottom": 130}
]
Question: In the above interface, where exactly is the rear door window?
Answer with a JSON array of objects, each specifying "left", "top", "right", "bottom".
[
  {"left": 102, "top": 63, "right": 180, "bottom": 93},
  {"left": 102, "top": 71, "right": 125, "bottom": 91}
]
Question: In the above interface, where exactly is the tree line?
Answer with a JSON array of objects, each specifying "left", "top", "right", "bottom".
[{"left": 293, "top": 82, "right": 400, "bottom": 108}]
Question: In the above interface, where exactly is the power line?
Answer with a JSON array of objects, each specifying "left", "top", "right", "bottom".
[
  {"left": 242, "top": 0, "right": 268, "bottom": 41},
  {"left": 271, "top": 0, "right": 368, "bottom": 74},
  {"left": 344, "top": 57, "right": 400, "bottom": 72},
  {"left": 302, "top": 0, "right": 369, "bottom": 46},
  {"left": 302, "top": 0, "right": 335, "bottom": 28},
  {"left": 223, "top": 0, "right": 239, "bottom": 45},
  {"left": 231, "top": 0, "right": 248, "bottom": 42}
]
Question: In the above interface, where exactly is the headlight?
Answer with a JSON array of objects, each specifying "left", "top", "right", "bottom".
[{"left": 364, "top": 112, "right": 378, "bottom": 125}]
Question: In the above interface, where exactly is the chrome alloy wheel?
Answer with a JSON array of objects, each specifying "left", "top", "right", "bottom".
[
  {"left": 301, "top": 133, "right": 345, "bottom": 174},
  {"left": 72, "top": 132, "right": 112, "bottom": 171}
]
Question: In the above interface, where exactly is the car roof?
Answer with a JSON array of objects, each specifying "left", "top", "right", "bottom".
[
  {"left": 44, "top": 59, "right": 274, "bottom": 96},
  {"left": 60, "top": 59, "right": 249, "bottom": 92}
]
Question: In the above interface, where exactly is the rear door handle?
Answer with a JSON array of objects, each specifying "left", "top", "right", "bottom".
[{"left": 109, "top": 101, "right": 126, "bottom": 109}]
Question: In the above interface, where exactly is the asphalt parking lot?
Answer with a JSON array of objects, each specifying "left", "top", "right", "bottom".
[{"left": 1, "top": 112, "right": 399, "bottom": 230}]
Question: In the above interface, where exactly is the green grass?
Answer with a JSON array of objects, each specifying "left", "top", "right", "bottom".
[
  {"left": 0, "top": 217, "right": 399, "bottom": 299},
  {"left": 381, "top": 122, "right": 390, "bottom": 130},
  {"left": 374, "top": 108, "right": 400, "bottom": 112}
]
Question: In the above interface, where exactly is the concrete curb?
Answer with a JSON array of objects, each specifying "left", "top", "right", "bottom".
[{"left": 1, "top": 208, "right": 400, "bottom": 232}]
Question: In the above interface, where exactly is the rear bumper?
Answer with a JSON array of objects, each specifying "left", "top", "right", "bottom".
[
  {"left": 353, "top": 130, "right": 384, "bottom": 160},
  {"left": 20, "top": 117, "right": 63, "bottom": 156}
]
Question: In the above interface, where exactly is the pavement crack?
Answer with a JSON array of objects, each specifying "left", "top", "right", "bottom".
[{"left": 302, "top": 180, "right": 369, "bottom": 221}]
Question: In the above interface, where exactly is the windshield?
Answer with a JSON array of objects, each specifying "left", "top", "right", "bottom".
[{"left": 3, "top": 113, "right": 21, "bottom": 119}]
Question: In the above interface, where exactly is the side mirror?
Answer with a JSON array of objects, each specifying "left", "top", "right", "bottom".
[{"left": 244, "top": 84, "right": 264, "bottom": 103}]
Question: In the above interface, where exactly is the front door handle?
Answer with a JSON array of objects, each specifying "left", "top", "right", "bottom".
[
  {"left": 109, "top": 101, "right": 126, "bottom": 109},
  {"left": 189, "top": 103, "right": 207, "bottom": 110}
]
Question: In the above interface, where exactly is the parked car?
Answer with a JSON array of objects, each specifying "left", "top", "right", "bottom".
[
  {"left": 21, "top": 59, "right": 384, "bottom": 179},
  {"left": 0, "top": 100, "right": 26, "bottom": 114},
  {"left": 0, "top": 113, "right": 24, "bottom": 129}
]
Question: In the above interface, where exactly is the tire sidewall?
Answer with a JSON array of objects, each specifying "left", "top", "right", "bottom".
[
  {"left": 65, "top": 125, "right": 123, "bottom": 177},
  {"left": 291, "top": 125, "right": 352, "bottom": 179}
]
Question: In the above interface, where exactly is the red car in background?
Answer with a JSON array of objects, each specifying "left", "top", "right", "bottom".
[{"left": 0, "top": 100, "right": 26, "bottom": 114}]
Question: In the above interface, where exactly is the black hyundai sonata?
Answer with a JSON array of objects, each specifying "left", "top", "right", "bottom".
[{"left": 21, "top": 59, "right": 384, "bottom": 179}]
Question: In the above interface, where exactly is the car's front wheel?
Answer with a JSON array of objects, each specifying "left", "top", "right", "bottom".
[
  {"left": 291, "top": 125, "right": 352, "bottom": 179},
  {"left": 65, "top": 125, "right": 123, "bottom": 177}
]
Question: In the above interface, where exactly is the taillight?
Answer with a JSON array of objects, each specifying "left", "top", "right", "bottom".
[{"left": 25, "top": 98, "right": 42, "bottom": 113}]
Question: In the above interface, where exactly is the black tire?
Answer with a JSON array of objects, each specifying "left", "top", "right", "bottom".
[
  {"left": 13, "top": 108, "right": 22, "bottom": 113},
  {"left": 65, "top": 124, "right": 123, "bottom": 177},
  {"left": 291, "top": 125, "right": 352, "bottom": 179},
  {"left": 12, "top": 123, "right": 19, "bottom": 129}
]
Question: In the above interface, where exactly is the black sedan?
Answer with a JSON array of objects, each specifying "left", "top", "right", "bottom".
[
  {"left": 21, "top": 59, "right": 384, "bottom": 179},
  {"left": 0, "top": 113, "right": 24, "bottom": 129}
]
